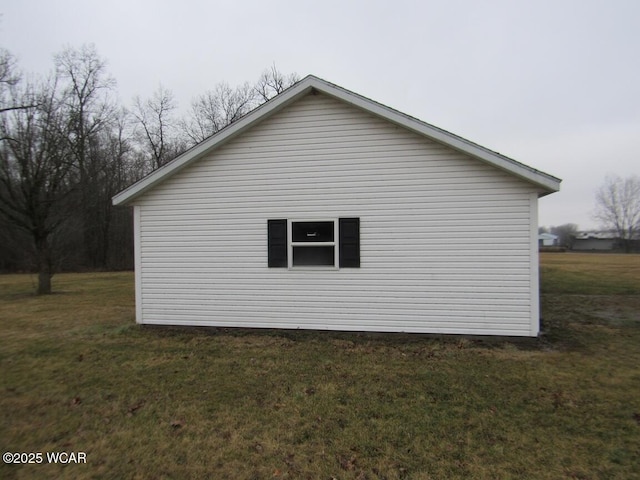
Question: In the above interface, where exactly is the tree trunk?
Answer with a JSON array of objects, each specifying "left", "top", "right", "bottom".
[
  {"left": 34, "top": 235, "right": 53, "bottom": 295},
  {"left": 37, "top": 270, "right": 52, "bottom": 295}
]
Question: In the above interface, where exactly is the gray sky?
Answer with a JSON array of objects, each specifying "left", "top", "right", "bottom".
[{"left": 2, "top": 0, "right": 638, "bottom": 230}]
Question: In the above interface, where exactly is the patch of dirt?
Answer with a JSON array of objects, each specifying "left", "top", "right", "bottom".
[
  {"left": 544, "top": 294, "right": 640, "bottom": 327},
  {"left": 540, "top": 294, "right": 640, "bottom": 351}
]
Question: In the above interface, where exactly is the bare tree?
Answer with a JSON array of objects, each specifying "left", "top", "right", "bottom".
[
  {"left": 551, "top": 223, "right": 579, "bottom": 248},
  {"left": 180, "top": 67, "right": 299, "bottom": 147},
  {"left": 0, "top": 49, "right": 19, "bottom": 87},
  {"left": 181, "top": 82, "right": 256, "bottom": 146},
  {"left": 104, "top": 108, "right": 137, "bottom": 188},
  {"left": 55, "top": 44, "right": 117, "bottom": 268},
  {"left": 132, "top": 85, "right": 183, "bottom": 170},
  {"left": 254, "top": 65, "right": 300, "bottom": 102},
  {"left": 100, "top": 108, "right": 142, "bottom": 268},
  {"left": 0, "top": 48, "right": 39, "bottom": 114},
  {"left": 593, "top": 174, "right": 640, "bottom": 252},
  {"left": 0, "top": 49, "right": 20, "bottom": 109},
  {"left": 55, "top": 45, "right": 117, "bottom": 163},
  {"left": 0, "top": 77, "right": 74, "bottom": 294}
]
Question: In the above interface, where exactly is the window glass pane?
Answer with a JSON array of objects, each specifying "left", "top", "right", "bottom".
[
  {"left": 292, "top": 246, "right": 335, "bottom": 266},
  {"left": 292, "top": 221, "right": 334, "bottom": 243}
]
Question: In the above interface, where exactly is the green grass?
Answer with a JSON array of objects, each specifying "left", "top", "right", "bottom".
[
  {"left": 540, "top": 252, "right": 640, "bottom": 295},
  {"left": 1, "top": 255, "right": 640, "bottom": 479}
]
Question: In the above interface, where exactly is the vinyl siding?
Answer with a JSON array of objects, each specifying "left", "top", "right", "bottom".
[{"left": 134, "top": 92, "right": 539, "bottom": 336}]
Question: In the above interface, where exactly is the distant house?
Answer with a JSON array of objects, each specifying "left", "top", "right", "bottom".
[
  {"left": 113, "top": 75, "right": 561, "bottom": 337},
  {"left": 572, "top": 231, "right": 617, "bottom": 251},
  {"left": 572, "top": 231, "right": 640, "bottom": 252},
  {"left": 538, "top": 233, "right": 559, "bottom": 247}
]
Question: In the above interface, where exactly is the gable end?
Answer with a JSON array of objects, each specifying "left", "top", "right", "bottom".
[{"left": 113, "top": 75, "right": 560, "bottom": 206}]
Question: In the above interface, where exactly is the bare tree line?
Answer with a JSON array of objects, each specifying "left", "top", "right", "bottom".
[
  {"left": 541, "top": 176, "right": 640, "bottom": 253},
  {"left": 594, "top": 174, "right": 640, "bottom": 253},
  {"left": 0, "top": 44, "right": 298, "bottom": 293}
]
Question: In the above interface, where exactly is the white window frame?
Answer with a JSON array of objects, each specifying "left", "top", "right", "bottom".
[{"left": 287, "top": 218, "right": 339, "bottom": 270}]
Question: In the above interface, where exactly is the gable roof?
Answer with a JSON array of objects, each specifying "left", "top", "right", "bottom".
[{"left": 113, "top": 75, "right": 561, "bottom": 205}]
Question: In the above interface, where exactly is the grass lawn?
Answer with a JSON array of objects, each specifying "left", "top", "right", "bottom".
[{"left": 1, "top": 253, "right": 639, "bottom": 479}]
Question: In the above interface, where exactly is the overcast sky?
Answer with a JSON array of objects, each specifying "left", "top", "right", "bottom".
[{"left": 2, "top": 0, "right": 638, "bottom": 229}]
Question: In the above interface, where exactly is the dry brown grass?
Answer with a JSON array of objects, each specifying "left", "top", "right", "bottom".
[{"left": 1, "top": 257, "right": 639, "bottom": 479}]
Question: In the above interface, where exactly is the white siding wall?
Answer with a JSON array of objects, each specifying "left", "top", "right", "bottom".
[{"left": 134, "top": 92, "right": 540, "bottom": 336}]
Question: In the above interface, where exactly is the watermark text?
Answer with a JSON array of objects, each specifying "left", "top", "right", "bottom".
[{"left": 3, "top": 452, "right": 87, "bottom": 464}]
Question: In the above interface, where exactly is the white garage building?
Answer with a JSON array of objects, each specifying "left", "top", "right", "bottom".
[{"left": 113, "top": 75, "right": 560, "bottom": 337}]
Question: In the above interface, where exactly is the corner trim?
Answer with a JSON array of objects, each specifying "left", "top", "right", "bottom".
[{"left": 134, "top": 206, "right": 143, "bottom": 324}]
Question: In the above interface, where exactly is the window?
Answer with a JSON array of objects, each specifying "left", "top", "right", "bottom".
[
  {"left": 291, "top": 220, "right": 337, "bottom": 267},
  {"left": 268, "top": 218, "right": 360, "bottom": 269}
]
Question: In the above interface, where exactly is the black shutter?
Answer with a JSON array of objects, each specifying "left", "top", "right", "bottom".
[
  {"left": 339, "top": 217, "right": 360, "bottom": 268},
  {"left": 268, "top": 219, "right": 287, "bottom": 267}
]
